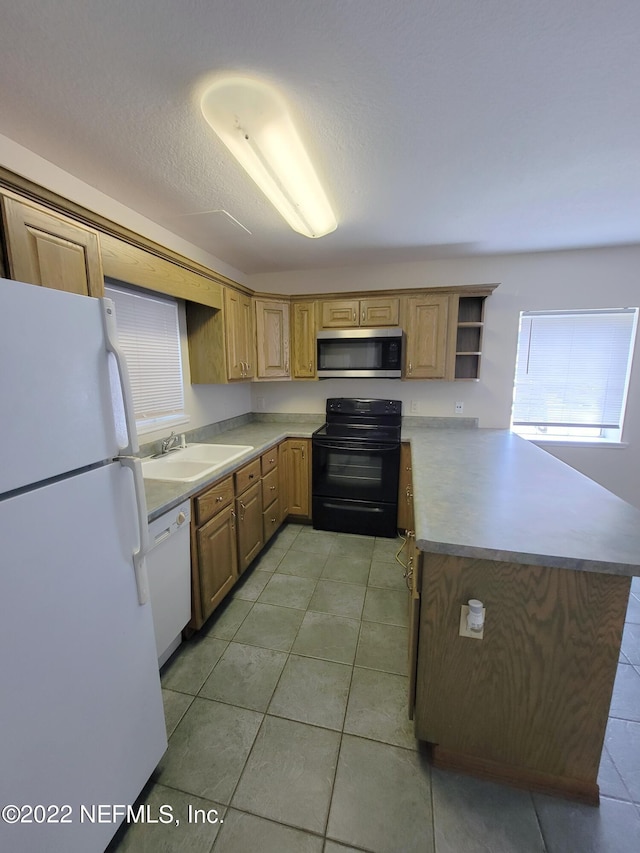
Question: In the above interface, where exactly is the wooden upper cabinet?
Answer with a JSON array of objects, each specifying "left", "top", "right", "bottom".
[
  {"left": 403, "top": 294, "right": 453, "bottom": 379},
  {"left": 224, "top": 288, "right": 255, "bottom": 380},
  {"left": 255, "top": 299, "right": 290, "bottom": 379},
  {"left": 291, "top": 301, "right": 317, "bottom": 379},
  {"left": 1, "top": 195, "right": 103, "bottom": 297},
  {"left": 320, "top": 297, "right": 400, "bottom": 328}
]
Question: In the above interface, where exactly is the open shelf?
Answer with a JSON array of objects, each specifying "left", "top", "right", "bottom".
[{"left": 455, "top": 297, "right": 487, "bottom": 380}]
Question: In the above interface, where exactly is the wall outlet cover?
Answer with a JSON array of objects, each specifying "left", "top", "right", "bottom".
[
  {"left": 455, "top": 402, "right": 464, "bottom": 414},
  {"left": 459, "top": 604, "right": 485, "bottom": 639}
]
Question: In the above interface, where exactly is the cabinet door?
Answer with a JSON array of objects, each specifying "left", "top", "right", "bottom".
[
  {"left": 287, "top": 439, "right": 311, "bottom": 519},
  {"left": 224, "top": 288, "right": 255, "bottom": 380},
  {"left": 291, "top": 301, "right": 317, "bottom": 378},
  {"left": 404, "top": 294, "right": 451, "bottom": 379},
  {"left": 279, "top": 441, "right": 290, "bottom": 519},
  {"left": 255, "top": 299, "right": 290, "bottom": 379},
  {"left": 320, "top": 299, "right": 360, "bottom": 328},
  {"left": 2, "top": 196, "right": 103, "bottom": 296},
  {"left": 360, "top": 297, "right": 400, "bottom": 327},
  {"left": 397, "top": 443, "right": 414, "bottom": 532},
  {"left": 196, "top": 503, "right": 238, "bottom": 623},
  {"left": 236, "top": 481, "right": 263, "bottom": 573},
  {"left": 407, "top": 537, "right": 421, "bottom": 719}
]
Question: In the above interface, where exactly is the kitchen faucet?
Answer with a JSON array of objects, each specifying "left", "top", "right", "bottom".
[{"left": 160, "top": 431, "right": 181, "bottom": 454}]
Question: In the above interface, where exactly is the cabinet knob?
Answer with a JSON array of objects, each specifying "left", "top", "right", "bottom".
[
  {"left": 308, "top": 361, "right": 312, "bottom": 371},
  {"left": 353, "top": 311, "right": 356, "bottom": 322},
  {"left": 216, "top": 495, "right": 223, "bottom": 502},
  {"left": 269, "top": 457, "right": 275, "bottom": 463},
  {"left": 270, "top": 485, "right": 276, "bottom": 491},
  {"left": 362, "top": 310, "right": 365, "bottom": 322},
  {"left": 249, "top": 473, "right": 255, "bottom": 479},
  {"left": 270, "top": 516, "right": 276, "bottom": 524},
  {"left": 408, "top": 361, "right": 413, "bottom": 374}
]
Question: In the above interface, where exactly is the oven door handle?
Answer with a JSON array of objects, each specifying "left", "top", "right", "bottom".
[{"left": 313, "top": 439, "right": 399, "bottom": 452}]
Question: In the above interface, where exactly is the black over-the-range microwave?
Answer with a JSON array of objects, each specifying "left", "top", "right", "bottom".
[{"left": 316, "top": 327, "right": 404, "bottom": 378}]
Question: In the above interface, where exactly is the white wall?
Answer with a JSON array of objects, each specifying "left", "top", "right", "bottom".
[{"left": 249, "top": 246, "right": 640, "bottom": 508}]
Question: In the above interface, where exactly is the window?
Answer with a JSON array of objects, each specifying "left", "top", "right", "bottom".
[
  {"left": 511, "top": 308, "right": 638, "bottom": 444},
  {"left": 104, "top": 282, "right": 188, "bottom": 435}
]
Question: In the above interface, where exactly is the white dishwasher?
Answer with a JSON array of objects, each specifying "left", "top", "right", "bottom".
[{"left": 147, "top": 500, "right": 191, "bottom": 668}]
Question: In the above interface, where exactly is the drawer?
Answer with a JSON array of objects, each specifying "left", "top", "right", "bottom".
[
  {"left": 195, "top": 476, "right": 234, "bottom": 526},
  {"left": 261, "top": 447, "right": 279, "bottom": 476},
  {"left": 235, "top": 457, "right": 261, "bottom": 495},
  {"left": 263, "top": 498, "right": 280, "bottom": 545},
  {"left": 262, "top": 466, "right": 279, "bottom": 509}
]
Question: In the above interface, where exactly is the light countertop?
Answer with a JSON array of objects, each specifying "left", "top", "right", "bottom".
[
  {"left": 404, "top": 428, "right": 640, "bottom": 576},
  {"left": 143, "top": 420, "right": 322, "bottom": 521}
]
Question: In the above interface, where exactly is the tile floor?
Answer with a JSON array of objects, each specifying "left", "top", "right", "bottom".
[{"left": 109, "top": 525, "right": 640, "bottom": 853}]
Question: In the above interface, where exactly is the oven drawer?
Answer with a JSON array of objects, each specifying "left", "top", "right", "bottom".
[{"left": 312, "top": 496, "right": 398, "bottom": 538}]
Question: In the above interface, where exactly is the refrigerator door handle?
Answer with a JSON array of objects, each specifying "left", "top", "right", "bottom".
[
  {"left": 119, "top": 456, "right": 151, "bottom": 605},
  {"left": 102, "top": 297, "right": 139, "bottom": 456}
]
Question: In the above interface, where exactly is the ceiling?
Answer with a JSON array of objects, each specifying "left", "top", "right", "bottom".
[{"left": 1, "top": 0, "right": 639, "bottom": 276}]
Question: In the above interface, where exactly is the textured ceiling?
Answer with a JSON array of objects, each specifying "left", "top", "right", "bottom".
[{"left": 0, "top": 0, "right": 639, "bottom": 275}]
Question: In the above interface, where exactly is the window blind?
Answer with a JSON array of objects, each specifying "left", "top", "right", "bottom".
[
  {"left": 104, "top": 283, "right": 186, "bottom": 433},
  {"left": 512, "top": 308, "right": 637, "bottom": 429}
]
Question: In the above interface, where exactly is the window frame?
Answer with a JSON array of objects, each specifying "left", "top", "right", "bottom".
[{"left": 510, "top": 306, "right": 638, "bottom": 447}]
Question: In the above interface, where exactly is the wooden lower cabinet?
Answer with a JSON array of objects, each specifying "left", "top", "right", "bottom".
[
  {"left": 283, "top": 438, "right": 311, "bottom": 520},
  {"left": 413, "top": 551, "right": 630, "bottom": 803},
  {"left": 193, "top": 502, "right": 238, "bottom": 627},
  {"left": 236, "top": 480, "right": 264, "bottom": 573},
  {"left": 397, "top": 443, "right": 413, "bottom": 531}
]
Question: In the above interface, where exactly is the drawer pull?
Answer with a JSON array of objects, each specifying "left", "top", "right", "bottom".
[
  {"left": 249, "top": 473, "right": 255, "bottom": 479},
  {"left": 216, "top": 496, "right": 223, "bottom": 502},
  {"left": 270, "top": 485, "right": 276, "bottom": 491},
  {"left": 269, "top": 457, "right": 275, "bottom": 463}
]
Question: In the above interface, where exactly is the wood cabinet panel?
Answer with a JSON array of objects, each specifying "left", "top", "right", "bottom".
[
  {"left": 255, "top": 299, "right": 290, "bottom": 379},
  {"left": 263, "top": 498, "right": 281, "bottom": 545},
  {"left": 404, "top": 294, "right": 452, "bottom": 379},
  {"left": 225, "top": 288, "right": 255, "bottom": 380},
  {"left": 285, "top": 439, "right": 311, "bottom": 519},
  {"left": 100, "top": 232, "right": 222, "bottom": 308},
  {"left": 261, "top": 448, "right": 279, "bottom": 476},
  {"left": 236, "top": 481, "right": 263, "bottom": 573},
  {"left": 361, "top": 297, "right": 400, "bottom": 326},
  {"left": 1, "top": 195, "right": 103, "bottom": 296},
  {"left": 195, "top": 476, "right": 234, "bottom": 526},
  {"left": 320, "top": 297, "right": 400, "bottom": 328},
  {"left": 414, "top": 552, "right": 629, "bottom": 802},
  {"left": 291, "top": 301, "right": 317, "bottom": 379},
  {"left": 397, "top": 442, "right": 413, "bottom": 532},
  {"left": 261, "top": 466, "right": 279, "bottom": 509},
  {"left": 321, "top": 299, "right": 360, "bottom": 328},
  {"left": 195, "top": 503, "right": 238, "bottom": 623},
  {"left": 235, "top": 458, "right": 261, "bottom": 494}
]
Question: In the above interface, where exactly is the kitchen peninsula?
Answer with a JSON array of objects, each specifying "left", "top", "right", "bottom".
[{"left": 405, "top": 428, "right": 640, "bottom": 804}]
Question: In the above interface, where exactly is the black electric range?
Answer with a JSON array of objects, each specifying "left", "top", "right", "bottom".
[{"left": 311, "top": 398, "right": 402, "bottom": 538}]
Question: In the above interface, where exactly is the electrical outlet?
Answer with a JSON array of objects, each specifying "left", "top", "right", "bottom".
[
  {"left": 410, "top": 400, "right": 419, "bottom": 414},
  {"left": 459, "top": 604, "right": 485, "bottom": 639},
  {"left": 455, "top": 401, "right": 464, "bottom": 414}
]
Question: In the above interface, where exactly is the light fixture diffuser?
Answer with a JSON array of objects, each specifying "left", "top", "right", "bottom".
[{"left": 200, "top": 75, "right": 337, "bottom": 238}]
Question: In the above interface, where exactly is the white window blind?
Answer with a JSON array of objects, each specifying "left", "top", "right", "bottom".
[
  {"left": 512, "top": 308, "right": 638, "bottom": 429},
  {"left": 104, "top": 283, "right": 187, "bottom": 434}
]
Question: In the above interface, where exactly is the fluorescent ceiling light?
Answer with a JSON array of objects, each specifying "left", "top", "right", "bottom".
[{"left": 200, "top": 75, "right": 337, "bottom": 238}]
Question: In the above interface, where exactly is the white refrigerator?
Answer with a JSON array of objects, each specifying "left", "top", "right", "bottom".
[{"left": 0, "top": 278, "right": 167, "bottom": 852}]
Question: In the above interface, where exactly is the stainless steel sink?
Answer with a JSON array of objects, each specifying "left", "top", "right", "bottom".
[{"left": 141, "top": 444, "right": 254, "bottom": 482}]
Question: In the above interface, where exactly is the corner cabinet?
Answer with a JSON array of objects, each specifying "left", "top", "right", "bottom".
[
  {"left": 186, "top": 286, "right": 255, "bottom": 384},
  {"left": 1, "top": 194, "right": 104, "bottom": 297}
]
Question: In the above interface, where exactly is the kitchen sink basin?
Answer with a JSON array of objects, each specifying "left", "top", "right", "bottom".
[{"left": 141, "top": 444, "right": 254, "bottom": 482}]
